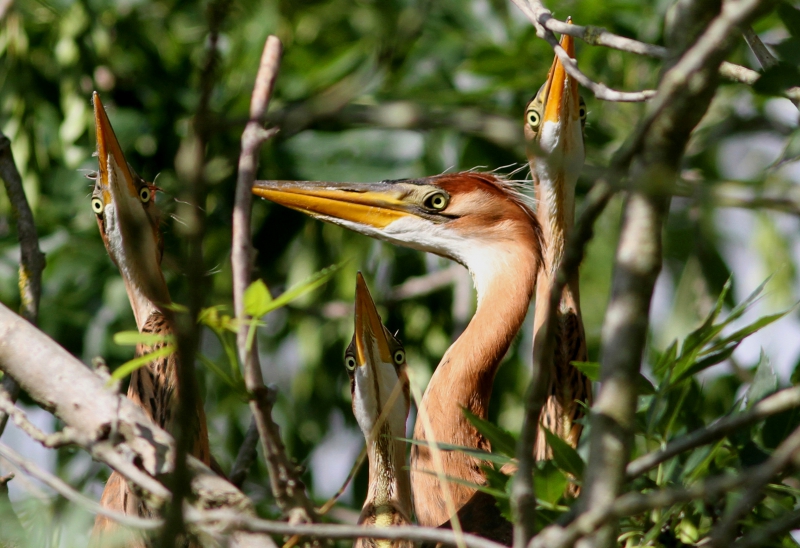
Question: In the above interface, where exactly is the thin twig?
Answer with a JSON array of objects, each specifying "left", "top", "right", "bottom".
[
  {"left": 742, "top": 26, "right": 778, "bottom": 69},
  {"left": 229, "top": 418, "right": 260, "bottom": 489},
  {"left": 511, "top": 181, "right": 615, "bottom": 548},
  {"left": 0, "top": 443, "right": 162, "bottom": 530},
  {"left": 231, "top": 36, "right": 319, "bottom": 526},
  {"left": 709, "top": 423, "right": 800, "bottom": 546},
  {"left": 627, "top": 385, "right": 800, "bottom": 478},
  {"left": 508, "top": 0, "right": 656, "bottom": 102},
  {"left": 729, "top": 508, "right": 800, "bottom": 548},
  {"left": 0, "top": 390, "right": 79, "bottom": 448},
  {"left": 0, "top": 131, "right": 45, "bottom": 437}
]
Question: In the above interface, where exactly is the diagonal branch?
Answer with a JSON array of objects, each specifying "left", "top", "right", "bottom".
[
  {"left": 231, "top": 35, "right": 320, "bottom": 525},
  {"left": 0, "top": 131, "right": 46, "bottom": 437}
]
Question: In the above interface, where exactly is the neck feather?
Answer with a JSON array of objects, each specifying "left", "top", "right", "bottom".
[{"left": 362, "top": 422, "right": 412, "bottom": 525}]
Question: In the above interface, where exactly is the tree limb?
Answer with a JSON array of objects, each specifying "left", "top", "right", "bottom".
[
  {"left": 231, "top": 35, "right": 320, "bottom": 526},
  {"left": 0, "top": 131, "right": 46, "bottom": 437}
]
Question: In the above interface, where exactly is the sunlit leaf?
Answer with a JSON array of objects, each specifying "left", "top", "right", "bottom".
[
  {"left": 110, "top": 345, "right": 176, "bottom": 382},
  {"left": 534, "top": 461, "right": 568, "bottom": 505},
  {"left": 462, "top": 409, "right": 517, "bottom": 458},
  {"left": 542, "top": 427, "right": 584, "bottom": 480},
  {"left": 399, "top": 438, "right": 516, "bottom": 467},
  {"left": 244, "top": 279, "right": 273, "bottom": 318},
  {"left": 746, "top": 352, "right": 779, "bottom": 407},
  {"left": 113, "top": 330, "right": 173, "bottom": 346}
]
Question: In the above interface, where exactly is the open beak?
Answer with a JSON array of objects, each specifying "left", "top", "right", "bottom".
[
  {"left": 252, "top": 180, "right": 417, "bottom": 230},
  {"left": 354, "top": 272, "right": 393, "bottom": 369},
  {"left": 542, "top": 21, "right": 579, "bottom": 126}
]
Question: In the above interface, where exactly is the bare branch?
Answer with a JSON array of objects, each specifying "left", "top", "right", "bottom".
[
  {"left": 0, "top": 131, "right": 46, "bottom": 437},
  {"left": 0, "top": 390, "right": 80, "bottom": 448},
  {"left": 0, "top": 443, "right": 162, "bottom": 530},
  {"left": 627, "top": 385, "right": 800, "bottom": 478},
  {"left": 229, "top": 418, "right": 260, "bottom": 489},
  {"left": 511, "top": 181, "right": 616, "bottom": 548},
  {"left": 743, "top": 26, "right": 778, "bottom": 69},
  {"left": 508, "top": 0, "right": 656, "bottom": 102},
  {"left": 730, "top": 508, "right": 800, "bottom": 548},
  {"left": 190, "top": 509, "right": 506, "bottom": 548},
  {"left": 231, "top": 35, "right": 319, "bottom": 526}
]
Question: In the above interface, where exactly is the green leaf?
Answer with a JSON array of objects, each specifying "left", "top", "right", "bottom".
[
  {"left": 672, "top": 344, "right": 738, "bottom": 385},
  {"left": 399, "top": 438, "right": 516, "bottom": 467},
  {"left": 542, "top": 427, "right": 584, "bottom": 479},
  {"left": 572, "top": 361, "right": 600, "bottom": 382},
  {"left": 755, "top": 62, "right": 800, "bottom": 96},
  {"left": 779, "top": 2, "right": 800, "bottom": 38},
  {"left": 763, "top": 407, "right": 800, "bottom": 450},
  {"left": 462, "top": 409, "right": 517, "bottom": 458},
  {"left": 774, "top": 37, "right": 800, "bottom": 65},
  {"left": 110, "top": 345, "right": 176, "bottom": 382},
  {"left": 746, "top": 352, "right": 778, "bottom": 407},
  {"left": 244, "top": 279, "right": 273, "bottom": 318},
  {"left": 707, "top": 310, "right": 793, "bottom": 354},
  {"left": 113, "top": 330, "right": 173, "bottom": 346},
  {"left": 533, "top": 461, "right": 568, "bottom": 505},
  {"left": 267, "top": 262, "right": 344, "bottom": 312}
]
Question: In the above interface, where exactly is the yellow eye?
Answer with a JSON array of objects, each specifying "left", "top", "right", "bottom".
[
  {"left": 393, "top": 349, "right": 405, "bottom": 365},
  {"left": 527, "top": 109, "right": 541, "bottom": 129},
  {"left": 345, "top": 355, "right": 357, "bottom": 371},
  {"left": 91, "top": 197, "right": 104, "bottom": 214},
  {"left": 424, "top": 192, "right": 449, "bottom": 211},
  {"left": 139, "top": 187, "right": 151, "bottom": 203}
]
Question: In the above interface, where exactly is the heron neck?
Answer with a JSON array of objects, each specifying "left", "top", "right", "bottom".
[
  {"left": 534, "top": 171, "right": 575, "bottom": 278},
  {"left": 362, "top": 422, "right": 412, "bottom": 525}
]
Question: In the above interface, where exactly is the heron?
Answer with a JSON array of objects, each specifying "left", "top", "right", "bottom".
[
  {"left": 252, "top": 172, "right": 543, "bottom": 541},
  {"left": 524, "top": 26, "right": 592, "bottom": 460},
  {"left": 347, "top": 272, "right": 413, "bottom": 548},
  {"left": 89, "top": 92, "right": 213, "bottom": 544}
]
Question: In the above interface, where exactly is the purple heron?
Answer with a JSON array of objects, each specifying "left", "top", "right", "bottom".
[
  {"left": 252, "top": 172, "right": 542, "bottom": 540},
  {"left": 524, "top": 27, "right": 592, "bottom": 460},
  {"left": 348, "top": 273, "right": 413, "bottom": 547},
  {"left": 89, "top": 92, "right": 213, "bottom": 544}
]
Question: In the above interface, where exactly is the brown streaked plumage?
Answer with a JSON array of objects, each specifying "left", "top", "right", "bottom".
[
  {"left": 252, "top": 172, "right": 543, "bottom": 543},
  {"left": 346, "top": 273, "right": 413, "bottom": 548},
  {"left": 89, "top": 92, "right": 212, "bottom": 545},
  {"left": 524, "top": 23, "right": 592, "bottom": 463}
]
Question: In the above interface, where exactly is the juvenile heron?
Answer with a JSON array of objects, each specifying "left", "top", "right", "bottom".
[{"left": 89, "top": 92, "right": 212, "bottom": 545}]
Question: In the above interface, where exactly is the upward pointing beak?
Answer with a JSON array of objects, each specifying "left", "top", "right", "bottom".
[
  {"left": 252, "top": 180, "right": 414, "bottom": 230},
  {"left": 543, "top": 21, "right": 579, "bottom": 126},
  {"left": 93, "top": 92, "right": 137, "bottom": 204},
  {"left": 354, "top": 272, "right": 393, "bottom": 368}
]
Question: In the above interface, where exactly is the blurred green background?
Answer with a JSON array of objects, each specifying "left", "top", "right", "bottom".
[{"left": 2, "top": 0, "right": 800, "bottom": 545}]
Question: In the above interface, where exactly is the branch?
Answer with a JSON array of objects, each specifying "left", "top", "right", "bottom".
[
  {"left": 709, "top": 423, "right": 800, "bottom": 546},
  {"left": 0, "top": 442, "right": 161, "bottom": 530},
  {"left": 508, "top": 0, "right": 656, "bottom": 102},
  {"left": 743, "top": 26, "right": 778, "bottom": 69},
  {"left": 0, "top": 302, "right": 276, "bottom": 548},
  {"left": 534, "top": 421, "right": 800, "bottom": 548},
  {"left": 0, "top": 131, "right": 45, "bottom": 436},
  {"left": 0, "top": 390, "right": 80, "bottom": 448},
  {"left": 730, "top": 508, "right": 800, "bottom": 548},
  {"left": 190, "top": 509, "right": 506, "bottom": 548},
  {"left": 511, "top": 181, "right": 616, "bottom": 548},
  {"left": 229, "top": 418, "right": 260, "bottom": 489},
  {"left": 627, "top": 384, "right": 800, "bottom": 478},
  {"left": 231, "top": 35, "right": 319, "bottom": 525}
]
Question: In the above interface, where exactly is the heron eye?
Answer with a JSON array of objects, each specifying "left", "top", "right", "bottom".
[
  {"left": 424, "top": 191, "right": 449, "bottom": 211},
  {"left": 91, "top": 197, "right": 104, "bottom": 214},
  {"left": 579, "top": 99, "right": 587, "bottom": 123},
  {"left": 393, "top": 349, "right": 405, "bottom": 365},
  {"left": 139, "top": 187, "right": 151, "bottom": 203},
  {"left": 344, "top": 355, "right": 357, "bottom": 371},
  {"left": 527, "top": 109, "right": 541, "bottom": 130}
]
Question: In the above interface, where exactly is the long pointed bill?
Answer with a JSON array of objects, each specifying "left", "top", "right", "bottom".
[
  {"left": 354, "top": 272, "right": 393, "bottom": 370},
  {"left": 543, "top": 25, "right": 579, "bottom": 126},
  {"left": 93, "top": 92, "right": 169, "bottom": 312},
  {"left": 93, "top": 92, "right": 137, "bottom": 207},
  {"left": 252, "top": 180, "right": 416, "bottom": 230}
]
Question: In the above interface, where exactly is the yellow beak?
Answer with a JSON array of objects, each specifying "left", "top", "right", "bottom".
[
  {"left": 354, "top": 272, "right": 393, "bottom": 367},
  {"left": 543, "top": 23, "right": 579, "bottom": 125},
  {"left": 93, "top": 92, "right": 138, "bottom": 205},
  {"left": 252, "top": 180, "right": 417, "bottom": 230}
]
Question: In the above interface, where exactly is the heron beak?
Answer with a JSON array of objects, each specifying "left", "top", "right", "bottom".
[
  {"left": 93, "top": 91, "right": 169, "bottom": 311},
  {"left": 252, "top": 180, "right": 416, "bottom": 230},
  {"left": 93, "top": 92, "right": 138, "bottom": 206},
  {"left": 543, "top": 22, "right": 579, "bottom": 126},
  {"left": 354, "top": 272, "right": 393, "bottom": 369}
]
